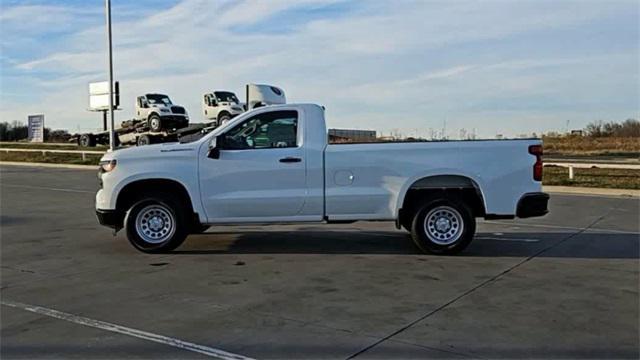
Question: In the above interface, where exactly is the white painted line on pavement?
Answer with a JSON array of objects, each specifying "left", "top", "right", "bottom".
[
  {"left": 476, "top": 236, "right": 540, "bottom": 243},
  {"left": 1, "top": 300, "right": 253, "bottom": 360},
  {"left": 1, "top": 183, "right": 94, "bottom": 194},
  {"left": 481, "top": 220, "right": 639, "bottom": 235}
]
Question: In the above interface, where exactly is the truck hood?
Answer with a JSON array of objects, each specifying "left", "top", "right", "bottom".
[{"left": 150, "top": 104, "right": 171, "bottom": 110}]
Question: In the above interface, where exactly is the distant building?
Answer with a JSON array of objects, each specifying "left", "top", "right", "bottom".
[{"left": 328, "top": 128, "right": 377, "bottom": 143}]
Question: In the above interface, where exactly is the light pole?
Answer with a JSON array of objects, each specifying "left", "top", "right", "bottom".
[{"left": 105, "top": 0, "right": 116, "bottom": 151}]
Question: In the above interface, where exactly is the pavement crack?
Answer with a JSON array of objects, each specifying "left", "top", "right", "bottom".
[
  {"left": 346, "top": 213, "right": 611, "bottom": 359},
  {"left": 1, "top": 265, "right": 35, "bottom": 274}
]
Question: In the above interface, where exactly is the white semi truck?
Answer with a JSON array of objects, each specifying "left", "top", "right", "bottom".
[
  {"left": 202, "top": 91, "right": 245, "bottom": 125},
  {"left": 134, "top": 93, "right": 189, "bottom": 132},
  {"left": 75, "top": 93, "right": 190, "bottom": 147},
  {"left": 202, "top": 84, "right": 286, "bottom": 126}
]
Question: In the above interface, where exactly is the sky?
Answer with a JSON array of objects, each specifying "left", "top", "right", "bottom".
[{"left": 0, "top": 0, "right": 638, "bottom": 138}]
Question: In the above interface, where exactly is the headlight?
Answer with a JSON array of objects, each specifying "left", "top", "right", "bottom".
[
  {"left": 160, "top": 108, "right": 170, "bottom": 113},
  {"left": 99, "top": 159, "right": 117, "bottom": 172}
]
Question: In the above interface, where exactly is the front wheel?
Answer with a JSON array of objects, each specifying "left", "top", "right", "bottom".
[
  {"left": 148, "top": 115, "right": 162, "bottom": 132},
  {"left": 124, "top": 197, "right": 188, "bottom": 253},
  {"left": 79, "top": 134, "right": 96, "bottom": 147},
  {"left": 218, "top": 112, "right": 231, "bottom": 123},
  {"left": 410, "top": 198, "right": 475, "bottom": 255}
]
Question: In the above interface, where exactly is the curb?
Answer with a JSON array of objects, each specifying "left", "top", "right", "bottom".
[
  {"left": 0, "top": 161, "right": 96, "bottom": 170},
  {"left": 543, "top": 185, "right": 639, "bottom": 198}
]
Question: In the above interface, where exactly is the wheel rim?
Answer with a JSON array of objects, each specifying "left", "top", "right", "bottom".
[
  {"left": 423, "top": 206, "right": 464, "bottom": 245},
  {"left": 150, "top": 118, "right": 160, "bottom": 130},
  {"left": 135, "top": 204, "right": 175, "bottom": 244}
]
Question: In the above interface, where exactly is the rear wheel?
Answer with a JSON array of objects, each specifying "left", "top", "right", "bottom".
[
  {"left": 137, "top": 134, "right": 153, "bottom": 146},
  {"left": 124, "top": 196, "right": 188, "bottom": 253},
  {"left": 410, "top": 198, "right": 475, "bottom": 255}
]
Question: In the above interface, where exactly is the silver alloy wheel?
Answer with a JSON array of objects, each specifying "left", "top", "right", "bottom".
[
  {"left": 135, "top": 204, "right": 176, "bottom": 244},
  {"left": 423, "top": 206, "right": 464, "bottom": 245}
]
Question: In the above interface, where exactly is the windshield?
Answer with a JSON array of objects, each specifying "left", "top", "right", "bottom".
[
  {"left": 146, "top": 94, "right": 172, "bottom": 105},
  {"left": 215, "top": 92, "right": 239, "bottom": 104}
]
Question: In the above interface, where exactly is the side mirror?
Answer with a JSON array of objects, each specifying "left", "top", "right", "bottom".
[
  {"left": 211, "top": 99, "right": 218, "bottom": 107},
  {"left": 208, "top": 136, "right": 221, "bottom": 159}
]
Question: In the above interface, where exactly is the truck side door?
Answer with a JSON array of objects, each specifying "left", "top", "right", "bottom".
[{"left": 199, "top": 109, "right": 309, "bottom": 222}]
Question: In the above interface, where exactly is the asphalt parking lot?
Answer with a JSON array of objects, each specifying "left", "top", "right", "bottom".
[{"left": 1, "top": 165, "right": 638, "bottom": 359}]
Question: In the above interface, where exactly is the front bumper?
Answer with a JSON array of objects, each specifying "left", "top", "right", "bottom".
[
  {"left": 96, "top": 209, "right": 123, "bottom": 230},
  {"left": 516, "top": 192, "right": 550, "bottom": 218},
  {"left": 160, "top": 115, "right": 189, "bottom": 129}
]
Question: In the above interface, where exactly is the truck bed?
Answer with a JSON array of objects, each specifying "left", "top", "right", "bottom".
[{"left": 324, "top": 139, "right": 541, "bottom": 219}]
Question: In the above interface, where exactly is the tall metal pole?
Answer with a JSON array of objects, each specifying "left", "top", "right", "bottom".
[{"left": 105, "top": 0, "right": 116, "bottom": 151}]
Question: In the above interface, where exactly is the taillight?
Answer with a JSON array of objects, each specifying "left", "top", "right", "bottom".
[{"left": 529, "top": 145, "right": 543, "bottom": 181}]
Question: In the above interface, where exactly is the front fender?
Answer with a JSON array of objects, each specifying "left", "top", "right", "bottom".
[{"left": 105, "top": 171, "right": 206, "bottom": 224}]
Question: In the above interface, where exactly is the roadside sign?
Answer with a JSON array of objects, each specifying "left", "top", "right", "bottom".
[
  {"left": 89, "top": 81, "right": 119, "bottom": 111},
  {"left": 28, "top": 114, "right": 45, "bottom": 142}
]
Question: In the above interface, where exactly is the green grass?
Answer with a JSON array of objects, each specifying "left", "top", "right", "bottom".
[
  {"left": 543, "top": 166, "right": 640, "bottom": 189},
  {"left": 0, "top": 151, "right": 102, "bottom": 165}
]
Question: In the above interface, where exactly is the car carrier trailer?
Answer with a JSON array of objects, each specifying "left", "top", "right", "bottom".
[{"left": 72, "top": 118, "right": 200, "bottom": 147}]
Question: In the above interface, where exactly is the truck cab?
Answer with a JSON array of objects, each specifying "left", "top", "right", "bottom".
[
  {"left": 135, "top": 93, "right": 189, "bottom": 132},
  {"left": 202, "top": 85, "right": 287, "bottom": 127},
  {"left": 202, "top": 91, "right": 245, "bottom": 126}
]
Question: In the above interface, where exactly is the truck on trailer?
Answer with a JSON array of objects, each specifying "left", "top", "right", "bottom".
[
  {"left": 175, "top": 84, "right": 289, "bottom": 142},
  {"left": 75, "top": 93, "right": 190, "bottom": 147},
  {"left": 95, "top": 103, "right": 549, "bottom": 254},
  {"left": 202, "top": 91, "right": 245, "bottom": 125},
  {"left": 202, "top": 84, "right": 286, "bottom": 126}
]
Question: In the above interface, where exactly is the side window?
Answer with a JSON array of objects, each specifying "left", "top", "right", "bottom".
[{"left": 222, "top": 110, "right": 298, "bottom": 150}]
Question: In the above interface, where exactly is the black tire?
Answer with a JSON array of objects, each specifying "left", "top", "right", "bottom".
[
  {"left": 148, "top": 114, "right": 162, "bottom": 132},
  {"left": 218, "top": 112, "right": 231, "bottom": 123},
  {"left": 123, "top": 195, "right": 188, "bottom": 253},
  {"left": 79, "top": 134, "right": 96, "bottom": 147},
  {"left": 410, "top": 198, "right": 475, "bottom": 255},
  {"left": 137, "top": 134, "right": 153, "bottom": 146}
]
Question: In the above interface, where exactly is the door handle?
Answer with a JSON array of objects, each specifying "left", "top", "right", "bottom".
[{"left": 279, "top": 157, "right": 302, "bottom": 163}]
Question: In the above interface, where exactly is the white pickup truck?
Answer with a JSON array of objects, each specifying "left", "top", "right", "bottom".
[{"left": 96, "top": 104, "right": 548, "bottom": 254}]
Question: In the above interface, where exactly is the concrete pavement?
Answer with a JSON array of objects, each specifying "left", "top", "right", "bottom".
[{"left": 1, "top": 165, "right": 638, "bottom": 359}]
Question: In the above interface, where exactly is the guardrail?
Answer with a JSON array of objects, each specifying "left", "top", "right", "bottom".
[
  {"left": 1, "top": 148, "right": 106, "bottom": 161},
  {"left": 0, "top": 142, "right": 77, "bottom": 147},
  {"left": 544, "top": 162, "right": 639, "bottom": 179}
]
